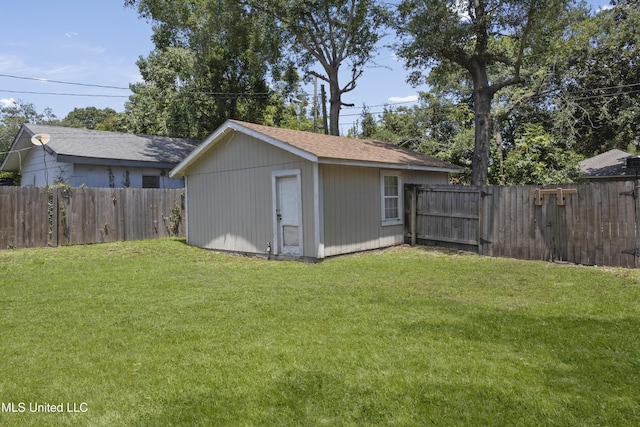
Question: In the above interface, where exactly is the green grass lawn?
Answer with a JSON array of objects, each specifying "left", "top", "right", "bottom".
[{"left": 1, "top": 239, "right": 639, "bottom": 426}]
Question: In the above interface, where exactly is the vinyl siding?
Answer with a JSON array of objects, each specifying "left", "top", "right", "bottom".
[
  {"left": 321, "top": 165, "right": 449, "bottom": 257},
  {"left": 71, "top": 165, "right": 184, "bottom": 188},
  {"left": 185, "top": 132, "right": 317, "bottom": 257},
  {"left": 20, "top": 147, "right": 72, "bottom": 187},
  {"left": 18, "top": 145, "right": 183, "bottom": 188}
]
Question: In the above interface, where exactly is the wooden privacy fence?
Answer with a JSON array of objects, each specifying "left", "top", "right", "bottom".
[
  {"left": 0, "top": 187, "right": 185, "bottom": 250},
  {"left": 405, "top": 181, "right": 640, "bottom": 268}
]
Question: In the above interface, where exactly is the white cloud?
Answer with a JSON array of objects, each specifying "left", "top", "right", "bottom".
[
  {"left": 1, "top": 98, "right": 17, "bottom": 107},
  {"left": 388, "top": 95, "right": 419, "bottom": 104},
  {"left": 0, "top": 54, "right": 25, "bottom": 72},
  {"left": 65, "top": 32, "right": 78, "bottom": 38}
]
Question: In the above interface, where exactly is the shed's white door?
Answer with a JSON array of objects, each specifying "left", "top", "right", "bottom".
[{"left": 275, "top": 174, "right": 302, "bottom": 256}]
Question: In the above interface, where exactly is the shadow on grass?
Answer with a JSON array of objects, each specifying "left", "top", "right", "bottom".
[
  {"left": 134, "top": 302, "right": 640, "bottom": 426},
  {"left": 399, "top": 301, "right": 640, "bottom": 424}
]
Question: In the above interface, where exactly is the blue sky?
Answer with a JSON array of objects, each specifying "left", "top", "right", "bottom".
[{"left": 0, "top": 0, "right": 612, "bottom": 133}]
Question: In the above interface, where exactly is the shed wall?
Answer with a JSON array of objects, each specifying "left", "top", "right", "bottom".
[
  {"left": 185, "top": 132, "right": 317, "bottom": 256},
  {"left": 321, "top": 165, "right": 449, "bottom": 257}
]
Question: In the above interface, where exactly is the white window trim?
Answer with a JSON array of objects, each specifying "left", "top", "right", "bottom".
[{"left": 380, "top": 170, "right": 403, "bottom": 226}]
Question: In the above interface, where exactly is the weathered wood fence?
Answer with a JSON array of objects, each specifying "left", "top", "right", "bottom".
[
  {"left": 0, "top": 187, "right": 185, "bottom": 250},
  {"left": 405, "top": 181, "right": 640, "bottom": 268}
]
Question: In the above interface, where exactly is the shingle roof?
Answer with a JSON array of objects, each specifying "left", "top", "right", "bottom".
[
  {"left": 171, "top": 119, "right": 462, "bottom": 177},
  {"left": 233, "top": 120, "right": 458, "bottom": 169},
  {"left": 579, "top": 149, "right": 637, "bottom": 179},
  {"left": 1, "top": 124, "right": 199, "bottom": 171}
]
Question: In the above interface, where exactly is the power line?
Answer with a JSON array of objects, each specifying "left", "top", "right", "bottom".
[
  {"left": 0, "top": 73, "right": 130, "bottom": 90},
  {"left": 0, "top": 89, "right": 129, "bottom": 98}
]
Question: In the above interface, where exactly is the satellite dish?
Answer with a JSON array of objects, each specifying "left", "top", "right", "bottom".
[{"left": 31, "top": 133, "right": 50, "bottom": 146}]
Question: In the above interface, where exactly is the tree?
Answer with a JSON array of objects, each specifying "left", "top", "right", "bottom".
[
  {"left": 243, "top": 0, "right": 385, "bottom": 136},
  {"left": 60, "top": 107, "right": 127, "bottom": 132},
  {"left": 394, "top": 0, "right": 576, "bottom": 185},
  {"left": 552, "top": 0, "right": 640, "bottom": 155},
  {"left": 1, "top": 101, "right": 57, "bottom": 185},
  {"left": 125, "top": 0, "right": 286, "bottom": 139},
  {"left": 354, "top": 93, "right": 474, "bottom": 181},
  {"left": 0, "top": 100, "right": 57, "bottom": 163},
  {"left": 501, "top": 124, "right": 581, "bottom": 184}
]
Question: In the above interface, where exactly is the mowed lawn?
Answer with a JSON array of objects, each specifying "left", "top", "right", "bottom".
[{"left": 1, "top": 239, "right": 639, "bottom": 426}]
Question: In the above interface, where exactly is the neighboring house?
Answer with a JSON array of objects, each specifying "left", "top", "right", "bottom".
[
  {"left": 579, "top": 149, "right": 639, "bottom": 181},
  {"left": 0, "top": 124, "right": 199, "bottom": 188},
  {"left": 170, "top": 119, "right": 462, "bottom": 260}
]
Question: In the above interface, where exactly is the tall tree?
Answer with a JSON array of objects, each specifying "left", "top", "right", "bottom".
[
  {"left": 125, "top": 0, "right": 285, "bottom": 139},
  {"left": 553, "top": 0, "right": 640, "bottom": 155},
  {"left": 242, "top": 0, "right": 385, "bottom": 136},
  {"left": 394, "top": 0, "right": 576, "bottom": 185}
]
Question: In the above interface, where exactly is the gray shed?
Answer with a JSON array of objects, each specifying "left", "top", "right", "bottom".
[{"left": 170, "top": 119, "right": 462, "bottom": 259}]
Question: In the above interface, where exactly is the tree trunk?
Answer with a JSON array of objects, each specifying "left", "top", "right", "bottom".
[
  {"left": 471, "top": 68, "right": 494, "bottom": 186},
  {"left": 329, "top": 80, "right": 341, "bottom": 136},
  {"left": 494, "top": 118, "right": 505, "bottom": 185}
]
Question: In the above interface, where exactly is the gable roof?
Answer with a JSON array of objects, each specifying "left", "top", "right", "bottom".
[
  {"left": 1, "top": 124, "right": 200, "bottom": 171},
  {"left": 579, "top": 149, "right": 638, "bottom": 179},
  {"left": 171, "top": 119, "right": 462, "bottom": 178}
]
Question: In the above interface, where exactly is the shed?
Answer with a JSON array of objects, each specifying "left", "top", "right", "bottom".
[
  {"left": 170, "top": 119, "right": 462, "bottom": 259},
  {"left": 1, "top": 124, "right": 199, "bottom": 188}
]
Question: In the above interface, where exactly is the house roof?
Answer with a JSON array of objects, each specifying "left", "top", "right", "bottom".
[
  {"left": 1, "top": 124, "right": 200, "bottom": 171},
  {"left": 171, "top": 119, "right": 462, "bottom": 177},
  {"left": 579, "top": 149, "right": 638, "bottom": 179}
]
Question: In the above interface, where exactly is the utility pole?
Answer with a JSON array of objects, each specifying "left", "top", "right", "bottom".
[
  {"left": 321, "top": 84, "right": 329, "bottom": 135},
  {"left": 313, "top": 76, "right": 318, "bottom": 133}
]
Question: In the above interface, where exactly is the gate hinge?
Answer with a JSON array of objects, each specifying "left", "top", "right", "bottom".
[
  {"left": 480, "top": 238, "right": 492, "bottom": 245},
  {"left": 622, "top": 248, "right": 640, "bottom": 257},
  {"left": 619, "top": 189, "right": 637, "bottom": 198},
  {"left": 480, "top": 191, "right": 492, "bottom": 198}
]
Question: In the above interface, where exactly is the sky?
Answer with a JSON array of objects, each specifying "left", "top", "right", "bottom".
[{"left": 0, "top": 0, "right": 613, "bottom": 133}]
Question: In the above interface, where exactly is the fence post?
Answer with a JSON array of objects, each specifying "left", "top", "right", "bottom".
[
  {"left": 410, "top": 185, "right": 417, "bottom": 246},
  {"left": 478, "top": 186, "right": 484, "bottom": 255},
  {"left": 635, "top": 180, "right": 640, "bottom": 268},
  {"left": 51, "top": 188, "right": 58, "bottom": 247}
]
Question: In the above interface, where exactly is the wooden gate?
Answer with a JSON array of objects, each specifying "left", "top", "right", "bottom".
[
  {"left": 406, "top": 182, "right": 640, "bottom": 268},
  {"left": 405, "top": 184, "right": 482, "bottom": 252}
]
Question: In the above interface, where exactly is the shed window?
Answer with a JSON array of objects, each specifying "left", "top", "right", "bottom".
[
  {"left": 142, "top": 175, "right": 160, "bottom": 188},
  {"left": 381, "top": 171, "right": 402, "bottom": 226}
]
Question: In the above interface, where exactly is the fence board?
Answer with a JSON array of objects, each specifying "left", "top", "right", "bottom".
[
  {"left": 407, "top": 181, "right": 640, "bottom": 269},
  {"left": 0, "top": 187, "right": 184, "bottom": 250}
]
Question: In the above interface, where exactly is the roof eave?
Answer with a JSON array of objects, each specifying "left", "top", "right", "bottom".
[
  {"left": 57, "top": 155, "right": 177, "bottom": 170},
  {"left": 0, "top": 125, "right": 32, "bottom": 171},
  {"left": 318, "top": 157, "right": 463, "bottom": 173}
]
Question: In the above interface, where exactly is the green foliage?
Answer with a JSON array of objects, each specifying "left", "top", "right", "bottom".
[
  {"left": 393, "top": 0, "right": 577, "bottom": 184},
  {"left": 244, "top": 0, "right": 386, "bottom": 135},
  {"left": 353, "top": 93, "right": 475, "bottom": 182},
  {"left": 0, "top": 100, "right": 57, "bottom": 164},
  {"left": 552, "top": 1, "right": 640, "bottom": 155},
  {"left": 0, "top": 171, "right": 19, "bottom": 186},
  {"left": 60, "top": 107, "right": 128, "bottom": 132},
  {"left": 500, "top": 124, "right": 581, "bottom": 185},
  {"left": 124, "top": 0, "right": 288, "bottom": 139}
]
